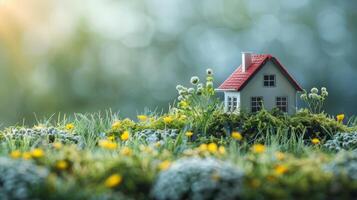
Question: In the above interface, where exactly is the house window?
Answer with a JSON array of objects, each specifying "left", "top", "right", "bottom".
[
  {"left": 227, "top": 96, "right": 238, "bottom": 112},
  {"left": 264, "top": 75, "right": 276, "bottom": 87},
  {"left": 276, "top": 97, "right": 288, "bottom": 113},
  {"left": 251, "top": 97, "right": 263, "bottom": 112}
]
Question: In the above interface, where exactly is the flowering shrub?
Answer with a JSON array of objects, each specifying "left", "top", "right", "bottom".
[
  {"left": 175, "top": 69, "right": 221, "bottom": 135},
  {"left": 324, "top": 132, "right": 357, "bottom": 152},
  {"left": 300, "top": 87, "right": 328, "bottom": 114},
  {"left": 0, "top": 157, "right": 49, "bottom": 200},
  {"left": 152, "top": 157, "right": 244, "bottom": 200}
]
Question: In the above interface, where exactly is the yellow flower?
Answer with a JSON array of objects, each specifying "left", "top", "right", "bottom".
[
  {"left": 185, "top": 131, "right": 193, "bottom": 137},
  {"left": 311, "top": 138, "right": 320, "bottom": 145},
  {"left": 53, "top": 142, "right": 63, "bottom": 150},
  {"left": 218, "top": 146, "right": 226, "bottom": 154},
  {"left": 154, "top": 142, "right": 161, "bottom": 148},
  {"left": 251, "top": 144, "right": 266, "bottom": 154},
  {"left": 33, "top": 124, "right": 45, "bottom": 130},
  {"left": 10, "top": 150, "right": 21, "bottom": 159},
  {"left": 111, "top": 121, "right": 121, "bottom": 130},
  {"left": 274, "top": 151, "right": 285, "bottom": 160},
  {"left": 120, "top": 147, "right": 132, "bottom": 156},
  {"left": 199, "top": 144, "right": 208, "bottom": 152},
  {"left": 99, "top": 140, "right": 118, "bottom": 150},
  {"left": 163, "top": 116, "right": 173, "bottom": 124},
  {"left": 108, "top": 135, "right": 115, "bottom": 141},
  {"left": 179, "top": 101, "right": 189, "bottom": 108},
  {"left": 158, "top": 160, "right": 171, "bottom": 171},
  {"left": 22, "top": 152, "right": 32, "bottom": 160},
  {"left": 137, "top": 115, "right": 148, "bottom": 122},
  {"left": 120, "top": 131, "right": 130, "bottom": 141},
  {"left": 208, "top": 143, "right": 218, "bottom": 153},
  {"left": 56, "top": 160, "right": 69, "bottom": 170},
  {"left": 179, "top": 115, "right": 187, "bottom": 120},
  {"left": 336, "top": 114, "right": 345, "bottom": 123},
  {"left": 65, "top": 123, "right": 75, "bottom": 131},
  {"left": 105, "top": 174, "right": 122, "bottom": 188},
  {"left": 274, "top": 165, "right": 288, "bottom": 175},
  {"left": 231, "top": 131, "right": 243, "bottom": 141},
  {"left": 31, "top": 148, "right": 45, "bottom": 158}
]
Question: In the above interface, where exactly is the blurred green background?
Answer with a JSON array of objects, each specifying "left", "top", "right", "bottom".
[{"left": 0, "top": 0, "right": 356, "bottom": 126}]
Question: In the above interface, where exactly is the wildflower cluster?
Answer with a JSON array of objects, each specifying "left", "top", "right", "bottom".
[
  {"left": 9, "top": 148, "right": 46, "bottom": 160},
  {"left": 107, "top": 119, "right": 134, "bottom": 141},
  {"left": 300, "top": 87, "right": 328, "bottom": 114},
  {"left": 175, "top": 69, "right": 216, "bottom": 111},
  {"left": 174, "top": 69, "right": 220, "bottom": 136},
  {"left": 183, "top": 143, "right": 226, "bottom": 157}
]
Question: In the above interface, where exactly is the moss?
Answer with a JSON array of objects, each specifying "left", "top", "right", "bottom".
[{"left": 287, "top": 110, "right": 351, "bottom": 139}]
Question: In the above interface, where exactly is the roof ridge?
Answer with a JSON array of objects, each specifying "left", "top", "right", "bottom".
[{"left": 217, "top": 54, "right": 302, "bottom": 91}]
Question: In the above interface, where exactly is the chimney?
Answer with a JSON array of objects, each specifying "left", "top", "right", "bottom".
[{"left": 242, "top": 52, "right": 252, "bottom": 72}]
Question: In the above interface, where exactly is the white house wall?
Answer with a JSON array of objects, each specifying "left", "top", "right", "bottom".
[{"left": 240, "top": 60, "right": 297, "bottom": 114}]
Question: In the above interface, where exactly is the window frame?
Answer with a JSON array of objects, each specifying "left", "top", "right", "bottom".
[
  {"left": 276, "top": 96, "right": 288, "bottom": 113},
  {"left": 226, "top": 95, "right": 238, "bottom": 112},
  {"left": 251, "top": 96, "right": 263, "bottom": 113},
  {"left": 263, "top": 74, "right": 276, "bottom": 87}
]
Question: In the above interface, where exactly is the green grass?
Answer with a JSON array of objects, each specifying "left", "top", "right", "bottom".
[{"left": 0, "top": 108, "right": 355, "bottom": 200}]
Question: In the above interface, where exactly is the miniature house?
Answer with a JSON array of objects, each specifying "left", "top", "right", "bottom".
[{"left": 217, "top": 52, "right": 303, "bottom": 114}]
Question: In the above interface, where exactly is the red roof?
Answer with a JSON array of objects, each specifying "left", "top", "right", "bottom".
[{"left": 217, "top": 54, "right": 303, "bottom": 91}]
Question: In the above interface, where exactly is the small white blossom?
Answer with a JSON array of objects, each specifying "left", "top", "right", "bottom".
[
  {"left": 176, "top": 85, "right": 184, "bottom": 91},
  {"left": 311, "top": 87, "right": 318, "bottom": 94},
  {"left": 178, "top": 96, "right": 184, "bottom": 101},
  {"left": 188, "top": 88, "right": 195, "bottom": 94},
  {"left": 190, "top": 76, "right": 199, "bottom": 85},
  {"left": 300, "top": 93, "right": 307, "bottom": 100},
  {"left": 321, "top": 91, "right": 328, "bottom": 97},
  {"left": 196, "top": 88, "right": 203, "bottom": 95},
  {"left": 206, "top": 68, "right": 213, "bottom": 75}
]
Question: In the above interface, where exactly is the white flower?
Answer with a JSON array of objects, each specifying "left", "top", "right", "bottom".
[
  {"left": 178, "top": 96, "right": 184, "bottom": 101},
  {"left": 196, "top": 88, "right": 203, "bottom": 95},
  {"left": 206, "top": 68, "right": 213, "bottom": 75},
  {"left": 188, "top": 88, "right": 195, "bottom": 94},
  {"left": 310, "top": 93, "right": 319, "bottom": 99},
  {"left": 321, "top": 91, "right": 328, "bottom": 97},
  {"left": 311, "top": 87, "right": 318, "bottom": 94},
  {"left": 197, "top": 83, "right": 203, "bottom": 89},
  {"left": 178, "top": 90, "right": 185, "bottom": 95},
  {"left": 190, "top": 76, "right": 199, "bottom": 85},
  {"left": 321, "top": 87, "right": 327, "bottom": 92},
  {"left": 300, "top": 93, "right": 307, "bottom": 100},
  {"left": 176, "top": 85, "right": 184, "bottom": 91}
]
